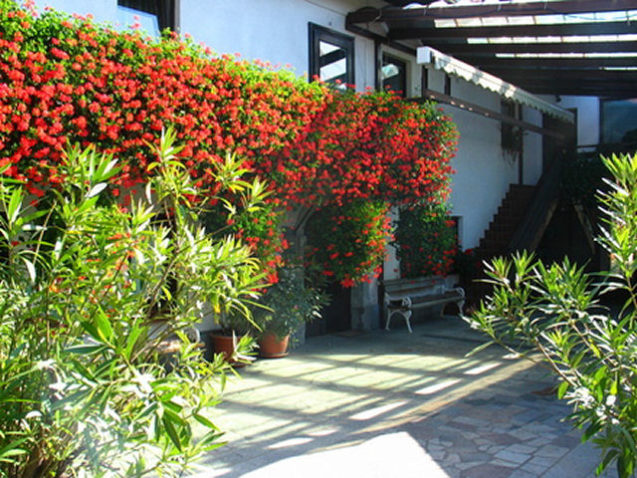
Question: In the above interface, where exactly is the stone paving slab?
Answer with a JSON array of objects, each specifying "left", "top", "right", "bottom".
[{"left": 188, "top": 317, "right": 619, "bottom": 478}]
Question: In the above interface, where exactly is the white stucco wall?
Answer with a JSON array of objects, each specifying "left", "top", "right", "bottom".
[
  {"left": 557, "top": 96, "right": 600, "bottom": 148},
  {"left": 33, "top": 0, "right": 118, "bottom": 22},
  {"left": 180, "top": 0, "right": 381, "bottom": 91},
  {"left": 539, "top": 95, "right": 600, "bottom": 149}
]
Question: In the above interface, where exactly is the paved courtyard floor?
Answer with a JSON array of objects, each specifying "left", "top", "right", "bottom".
[{"left": 188, "top": 316, "right": 617, "bottom": 478}]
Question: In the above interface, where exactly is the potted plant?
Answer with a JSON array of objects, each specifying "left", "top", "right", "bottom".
[
  {"left": 253, "top": 266, "right": 327, "bottom": 358},
  {"left": 210, "top": 311, "right": 257, "bottom": 366}
]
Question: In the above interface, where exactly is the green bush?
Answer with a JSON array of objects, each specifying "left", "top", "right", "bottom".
[
  {"left": 0, "top": 130, "right": 267, "bottom": 477},
  {"left": 466, "top": 153, "right": 637, "bottom": 477},
  {"left": 252, "top": 265, "right": 328, "bottom": 340}
]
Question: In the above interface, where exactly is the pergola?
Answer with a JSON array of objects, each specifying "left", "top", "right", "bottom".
[{"left": 347, "top": 0, "right": 637, "bottom": 98}]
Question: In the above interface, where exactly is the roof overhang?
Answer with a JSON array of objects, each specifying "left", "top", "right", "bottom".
[
  {"left": 347, "top": 0, "right": 637, "bottom": 98},
  {"left": 417, "top": 46, "right": 575, "bottom": 122}
]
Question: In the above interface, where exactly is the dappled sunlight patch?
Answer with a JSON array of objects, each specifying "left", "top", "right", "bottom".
[
  {"left": 463, "top": 362, "right": 501, "bottom": 376},
  {"left": 267, "top": 437, "right": 314, "bottom": 450},
  {"left": 349, "top": 400, "right": 409, "bottom": 421},
  {"left": 240, "top": 432, "right": 450, "bottom": 478},
  {"left": 306, "top": 427, "right": 339, "bottom": 437},
  {"left": 415, "top": 378, "right": 461, "bottom": 396}
]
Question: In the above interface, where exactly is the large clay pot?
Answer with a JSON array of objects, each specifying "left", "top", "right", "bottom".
[
  {"left": 258, "top": 333, "right": 290, "bottom": 358},
  {"left": 210, "top": 333, "right": 247, "bottom": 367}
]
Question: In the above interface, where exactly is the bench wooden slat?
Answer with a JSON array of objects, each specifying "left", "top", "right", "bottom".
[{"left": 383, "top": 276, "right": 465, "bottom": 333}]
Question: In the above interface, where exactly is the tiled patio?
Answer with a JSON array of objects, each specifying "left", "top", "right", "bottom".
[{"left": 188, "top": 316, "right": 617, "bottom": 478}]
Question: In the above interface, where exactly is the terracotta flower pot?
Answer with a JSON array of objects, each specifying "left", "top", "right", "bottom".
[
  {"left": 210, "top": 333, "right": 247, "bottom": 367},
  {"left": 258, "top": 333, "right": 290, "bottom": 358}
]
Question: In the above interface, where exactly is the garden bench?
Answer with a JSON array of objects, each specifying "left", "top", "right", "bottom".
[{"left": 383, "top": 276, "right": 465, "bottom": 333}]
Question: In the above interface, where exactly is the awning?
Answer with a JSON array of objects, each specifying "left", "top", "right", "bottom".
[{"left": 417, "top": 46, "right": 575, "bottom": 123}]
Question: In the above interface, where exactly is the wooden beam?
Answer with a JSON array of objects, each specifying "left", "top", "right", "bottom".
[
  {"left": 519, "top": 81, "right": 637, "bottom": 91},
  {"left": 512, "top": 81, "right": 637, "bottom": 96},
  {"left": 423, "top": 41, "right": 637, "bottom": 55},
  {"left": 348, "top": 1, "right": 637, "bottom": 23},
  {"left": 486, "top": 69, "right": 637, "bottom": 81},
  {"left": 388, "top": 21, "right": 637, "bottom": 41},
  {"left": 470, "top": 57, "right": 637, "bottom": 69},
  {"left": 508, "top": 75, "right": 637, "bottom": 85},
  {"left": 531, "top": 89, "right": 637, "bottom": 97},
  {"left": 383, "top": 0, "right": 435, "bottom": 6},
  {"left": 344, "top": 23, "right": 416, "bottom": 57},
  {"left": 413, "top": 89, "right": 565, "bottom": 139}
]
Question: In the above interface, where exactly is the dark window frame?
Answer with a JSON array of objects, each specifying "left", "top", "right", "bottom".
[
  {"left": 308, "top": 23, "right": 355, "bottom": 89},
  {"left": 117, "top": 0, "right": 177, "bottom": 32},
  {"left": 381, "top": 52, "right": 407, "bottom": 97}
]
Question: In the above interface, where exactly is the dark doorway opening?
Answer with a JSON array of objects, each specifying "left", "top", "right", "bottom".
[{"left": 305, "top": 281, "right": 351, "bottom": 336}]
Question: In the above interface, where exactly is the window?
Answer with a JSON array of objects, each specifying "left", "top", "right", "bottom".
[
  {"left": 117, "top": 0, "right": 176, "bottom": 34},
  {"left": 444, "top": 74, "right": 451, "bottom": 96},
  {"left": 381, "top": 54, "right": 407, "bottom": 97},
  {"left": 601, "top": 98, "right": 637, "bottom": 146},
  {"left": 309, "top": 24, "right": 354, "bottom": 91},
  {"left": 501, "top": 100, "right": 523, "bottom": 156}
]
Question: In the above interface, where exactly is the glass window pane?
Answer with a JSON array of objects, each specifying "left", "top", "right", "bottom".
[
  {"left": 382, "top": 55, "right": 407, "bottom": 97},
  {"left": 117, "top": 5, "right": 160, "bottom": 36},
  {"left": 319, "top": 41, "right": 348, "bottom": 88},
  {"left": 602, "top": 99, "right": 637, "bottom": 145}
]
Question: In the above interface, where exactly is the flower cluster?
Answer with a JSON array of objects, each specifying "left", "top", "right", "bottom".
[
  {"left": 305, "top": 200, "right": 392, "bottom": 286},
  {"left": 0, "top": 1, "right": 458, "bottom": 285},
  {"left": 277, "top": 90, "right": 457, "bottom": 208},
  {"left": 393, "top": 202, "right": 457, "bottom": 278}
]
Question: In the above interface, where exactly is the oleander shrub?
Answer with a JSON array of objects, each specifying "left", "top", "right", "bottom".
[
  {"left": 466, "top": 153, "right": 637, "bottom": 478},
  {"left": 0, "top": 131, "right": 268, "bottom": 478}
]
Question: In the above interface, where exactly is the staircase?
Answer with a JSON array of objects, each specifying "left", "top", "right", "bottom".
[
  {"left": 465, "top": 184, "right": 537, "bottom": 304},
  {"left": 466, "top": 161, "right": 563, "bottom": 305},
  {"left": 477, "top": 185, "right": 536, "bottom": 259}
]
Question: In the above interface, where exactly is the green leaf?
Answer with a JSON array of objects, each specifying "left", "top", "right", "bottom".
[
  {"left": 95, "top": 310, "right": 114, "bottom": 343},
  {"left": 65, "top": 344, "right": 105, "bottom": 355},
  {"left": 193, "top": 413, "right": 218, "bottom": 431},
  {"left": 124, "top": 324, "right": 144, "bottom": 360},
  {"left": 86, "top": 182, "right": 107, "bottom": 198},
  {"left": 162, "top": 415, "right": 182, "bottom": 451},
  {"left": 583, "top": 421, "right": 602, "bottom": 441},
  {"left": 465, "top": 340, "right": 495, "bottom": 357},
  {"left": 557, "top": 381, "right": 569, "bottom": 399},
  {"left": 7, "top": 187, "right": 23, "bottom": 224},
  {"left": 80, "top": 320, "right": 101, "bottom": 342},
  {"left": 22, "top": 258, "right": 36, "bottom": 283}
]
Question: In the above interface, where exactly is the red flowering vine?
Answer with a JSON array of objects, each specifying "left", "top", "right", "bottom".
[
  {"left": 393, "top": 202, "right": 457, "bottom": 278},
  {"left": 305, "top": 200, "right": 392, "bottom": 286},
  {"left": 0, "top": 0, "right": 458, "bottom": 286}
]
